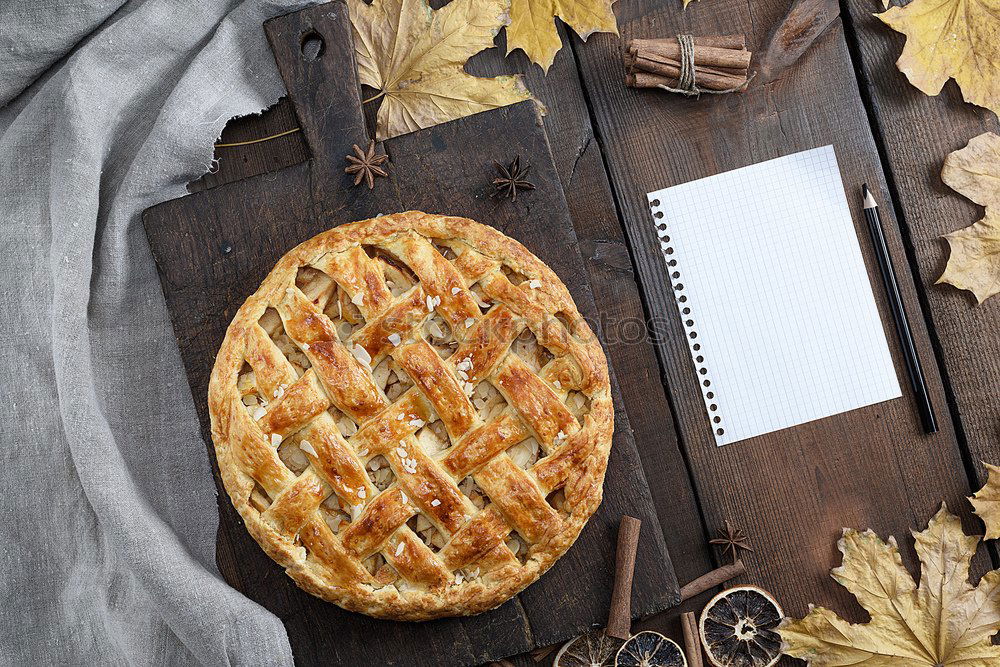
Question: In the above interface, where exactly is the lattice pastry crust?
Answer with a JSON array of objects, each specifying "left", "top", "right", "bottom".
[{"left": 209, "top": 211, "right": 613, "bottom": 620}]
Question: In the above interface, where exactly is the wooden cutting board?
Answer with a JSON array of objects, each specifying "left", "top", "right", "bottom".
[{"left": 142, "top": 3, "right": 678, "bottom": 664}]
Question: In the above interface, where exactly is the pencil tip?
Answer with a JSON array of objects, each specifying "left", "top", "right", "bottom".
[{"left": 863, "top": 184, "right": 878, "bottom": 209}]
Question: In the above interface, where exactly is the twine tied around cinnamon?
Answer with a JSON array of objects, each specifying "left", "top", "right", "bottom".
[{"left": 661, "top": 35, "right": 701, "bottom": 96}]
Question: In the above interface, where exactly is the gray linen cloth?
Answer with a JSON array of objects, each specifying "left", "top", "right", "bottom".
[{"left": 0, "top": 0, "right": 320, "bottom": 663}]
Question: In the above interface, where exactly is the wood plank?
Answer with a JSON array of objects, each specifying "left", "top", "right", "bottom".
[
  {"left": 842, "top": 0, "right": 1000, "bottom": 485},
  {"left": 568, "top": 0, "right": 988, "bottom": 630},
  {"left": 144, "top": 3, "right": 678, "bottom": 663}
]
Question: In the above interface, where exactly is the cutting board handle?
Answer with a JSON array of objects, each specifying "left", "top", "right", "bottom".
[{"left": 264, "top": 2, "right": 370, "bottom": 185}]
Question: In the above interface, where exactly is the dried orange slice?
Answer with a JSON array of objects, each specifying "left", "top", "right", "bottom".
[
  {"left": 699, "top": 586, "right": 783, "bottom": 667},
  {"left": 554, "top": 631, "right": 623, "bottom": 667},
  {"left": 616, "top": 631, "right": 686, "bottom": 666}
]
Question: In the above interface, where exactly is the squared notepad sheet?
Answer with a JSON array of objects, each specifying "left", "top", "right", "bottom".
[{"left": 646, "top": 145, "right": 901, "bottom": 446}]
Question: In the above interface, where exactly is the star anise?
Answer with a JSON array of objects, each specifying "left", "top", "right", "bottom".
[
  {"left": 344, "top": 140, "right": 389, "bottom": 189},
  {"left": 709, "top": 519, "right": 753, "bottom": 565},
  {"left": 491, "top": 155, "right": 536, "bottom": 201}
]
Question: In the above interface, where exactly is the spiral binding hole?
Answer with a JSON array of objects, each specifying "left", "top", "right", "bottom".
[{"left": 651, "top": 199, "right": 722, "bottom": 441}]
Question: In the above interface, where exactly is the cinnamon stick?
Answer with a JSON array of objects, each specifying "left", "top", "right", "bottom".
[
  {"left": 605, "top": 516, "right": 641, "bottom": 640},
  {"left": 679, "top": 559, "right": 746, "bottom": 601},
  {"left": 629, "top": 41, "right": 751, "bottom": 70},
  {"left": 629, "top": 49, "right": 748, "bottom": 75},
  {"left": 681, "top": 612, "right": 704, "bottom": 667},
  {"left": 627, "top": 70, "right": 747, "bottom": 93},
  {"left": 631, "top": 34, "right": 746, "bottom": 51},
  {"left": 630, "top": 56, "right": 748, "bottom": 89}
]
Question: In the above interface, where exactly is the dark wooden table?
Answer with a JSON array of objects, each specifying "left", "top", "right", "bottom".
[{"left": 189, "top": 0, "right": 1000, "bottom": 663}]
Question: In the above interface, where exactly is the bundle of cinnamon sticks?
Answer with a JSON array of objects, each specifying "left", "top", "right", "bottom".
[{"left": 625, "top": 35, "right": 752, "bottom": 94}]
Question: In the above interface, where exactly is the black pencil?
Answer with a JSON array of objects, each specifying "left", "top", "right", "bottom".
[{"left": 863, "top": 184, "right": 937, "bottom": 434}]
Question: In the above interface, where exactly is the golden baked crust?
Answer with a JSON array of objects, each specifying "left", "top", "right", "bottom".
[{"left": 208, "top": 211, "right": 613, "bottom": 620}]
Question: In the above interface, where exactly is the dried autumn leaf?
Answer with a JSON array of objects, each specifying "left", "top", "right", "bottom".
[
  {"left": 348, "top": 0, "right": 532, "bottom": 141},
  {"left": 876, "top": 0, "right": 1000, "bottom": 117},
  {"left": 506, "top": 0, "right": 618, "bottom": 72},
  {"left": 780, "top": 505, "right": 1000, "bottom": 665},
  {"left": 938, "top": 214, "right": 1000, "bottom": 303},
  {"left": 937, "top": 132, "right": 1000, "bottom": 303},
  {"left": 971, "top": 462, "right": 1000, "bottom": 540},
  {"left": 942, "top": 132, "right": 1000, "bottom": 210}
]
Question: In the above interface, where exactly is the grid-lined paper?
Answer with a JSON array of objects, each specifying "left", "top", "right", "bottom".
[{"left": 646, "top": 145, "right": 901, "bottom": 446}]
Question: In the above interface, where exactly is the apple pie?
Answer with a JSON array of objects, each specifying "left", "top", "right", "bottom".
[{"left": 208, "top": 211, "right": 613, "bottom": 620}]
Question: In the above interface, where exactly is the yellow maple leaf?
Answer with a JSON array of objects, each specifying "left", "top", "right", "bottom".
[
  {"left": 876, "top": 0, "right": 1000, "bottom": 117},
  {"left": 780, "top": 505, "right": 1000, "bottom": 665},
  {"left": 348, "top": 0, "right": 532, "bottom": 141},
  {"left": 506, "top": 0, "right": 618, "bottom": 73},
  {"left": 937, "top": 132, "right": 1000, "bottom": 303},
  {"left": 971, "top": 463, "right": 1000, "bottom": 539}
]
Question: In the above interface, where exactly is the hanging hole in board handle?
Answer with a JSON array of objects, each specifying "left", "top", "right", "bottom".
[{"left": 301, "top": 31, "right": 325, "bottom": 60}]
